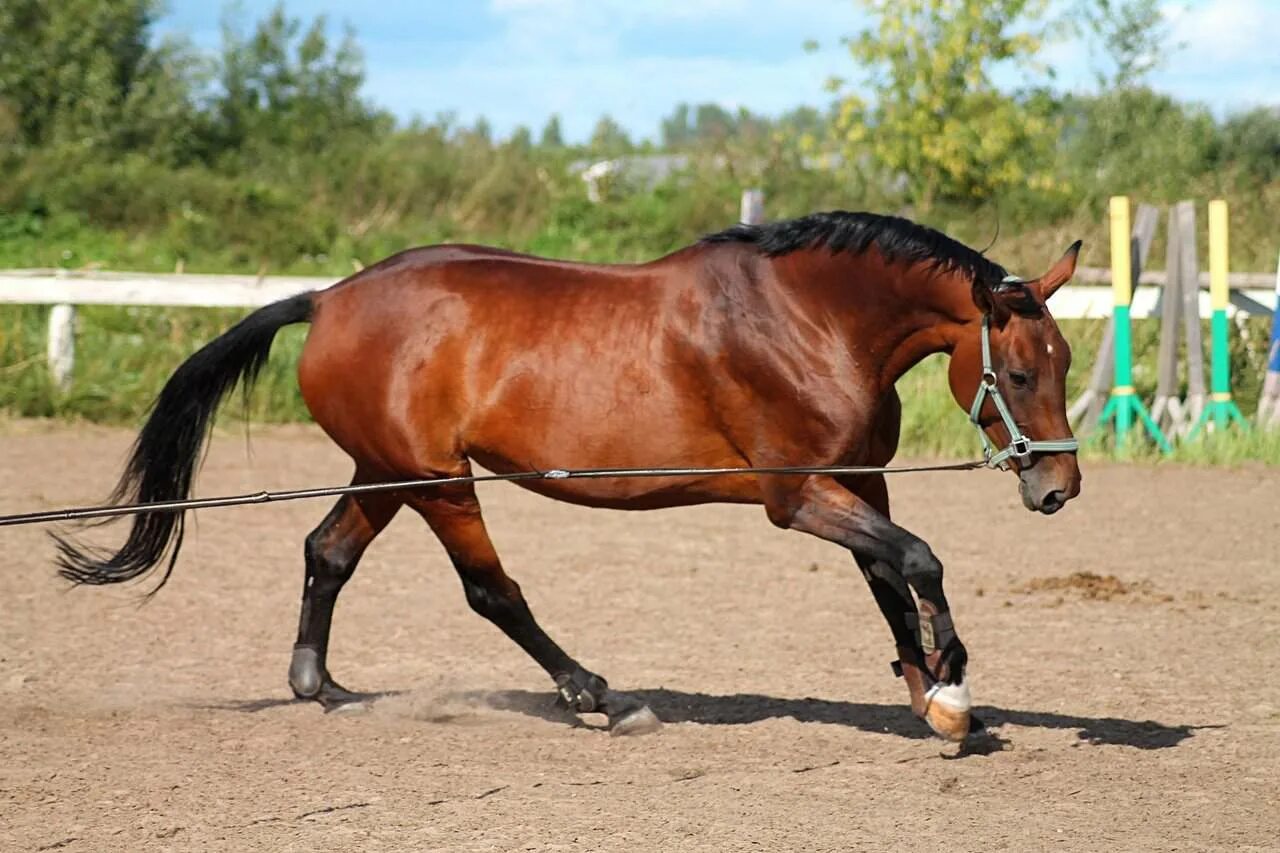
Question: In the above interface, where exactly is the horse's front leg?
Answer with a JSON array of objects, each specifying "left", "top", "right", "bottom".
[
  {"left": 842, "top": 473, "right": 984, "bottom": 735},
  {"left": 764, "top": 475, "right": 973, "bottom": 741}
]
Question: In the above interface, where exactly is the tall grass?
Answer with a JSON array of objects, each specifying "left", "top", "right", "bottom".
[
  {"left": 2, "top": 304, "right": 1274, "bottom": 464},
  {"left": 0, "top": 305, "right": 310, "bottom": 423}
]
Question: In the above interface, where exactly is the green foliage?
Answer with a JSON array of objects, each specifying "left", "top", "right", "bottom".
[
  {"left": 588, "top": 115, "right": 633, "bottom": 156},
  {"left": 834, "top": 0, "right": 1058, "bottom": 209},
  {"left": 213, "top": 2, "right": 383, "bottom": 158},
  {"left": 0, "top": 0, "right": 205, "bottom": 162},
  {"left": 1077, "top": 0, "right": 1170, "bottom": 87},
  {"left": 1059, "top": 88, "right": 1218, "bottom": 204},
  {"left": 0, "top": 305, "right": 309, "bottom": 423},
  {"left": 539, "top": 115, "right": 564, "bottom": 148},
  {"left": 1217, "top": 107, "right": 1280, "bottom": 185},
  {"left": 0, "top": 0, "right": 1273, "bottom": 276}
]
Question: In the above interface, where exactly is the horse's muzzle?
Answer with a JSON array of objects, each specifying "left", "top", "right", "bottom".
[{"left": 1019, "top": 457, "right": 1081, "bottom": 514}]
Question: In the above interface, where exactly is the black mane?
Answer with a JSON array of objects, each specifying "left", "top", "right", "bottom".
[{"left": 702, "top": 210, "right": 1008, "bottom": 286}]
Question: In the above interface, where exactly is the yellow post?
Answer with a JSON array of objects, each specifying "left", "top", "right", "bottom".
[
  {"left": 1109, "top": 196, "right": 1132, "bottom": 307},
  {"left": 1208, "top": 199, "right": 1229, "bottom": 312},
  {"left": 1099, "top": 195, "right": 1169, "bottom": 450},
  {"left": 1190, "top": 198, "right": 1247, "bottom": 435}
]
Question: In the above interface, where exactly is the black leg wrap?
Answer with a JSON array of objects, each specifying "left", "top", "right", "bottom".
[
  {"left": 554, "top": 668, "right": 609, "bottom": 714},
  {"left": 905, "top": 611, "right": 957, "bottom": 655}
]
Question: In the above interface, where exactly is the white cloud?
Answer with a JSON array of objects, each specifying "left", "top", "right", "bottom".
[
  {"left": 172, "top": 0, "right": 1276, "bottom": 137},
  {"left": 1165, "top": 0, "right": 1280, "bottom": 64},
  {"left": 1005, "top": 0, "right": 1279, "bottom": 111},
  {"left": 364, "top": 0, "right": 866, "bottom": 140},
  {"left": 1152, "top": 0, "right": 1280, "bottom": 111}
]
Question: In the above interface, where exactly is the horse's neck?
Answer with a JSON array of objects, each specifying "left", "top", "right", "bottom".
[{"left": 784, "top": 252, "right": 973, "bottom": 391}]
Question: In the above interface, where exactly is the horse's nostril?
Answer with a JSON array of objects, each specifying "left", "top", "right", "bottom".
[{"left": 1040, "top": 490, "right": 1066, "bottom": 513}]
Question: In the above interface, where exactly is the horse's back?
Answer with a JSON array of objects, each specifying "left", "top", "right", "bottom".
[{"left": 296, "top": 242, "right": 752, "bottom": 499}]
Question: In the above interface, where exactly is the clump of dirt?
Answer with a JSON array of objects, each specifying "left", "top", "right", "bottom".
[{"left": 1013, "top": 571, "right": 1165, "bottom": 602}]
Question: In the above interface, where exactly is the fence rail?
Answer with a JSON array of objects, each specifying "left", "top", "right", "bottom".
[
  {"left": 1, "top": 267, "right": 1276, "bottom": 392},
  {"left": 1, "top": 266, "right": 1275, "bottom": 311}
]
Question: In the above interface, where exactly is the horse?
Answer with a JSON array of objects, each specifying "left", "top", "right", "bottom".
[{"left": 56, "top": 211, "right": 1083, "bottom": 741}]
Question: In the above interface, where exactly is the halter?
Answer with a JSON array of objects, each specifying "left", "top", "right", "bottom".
[{"left": 969, "top": 293, "right": 1080, "bottom": 470}]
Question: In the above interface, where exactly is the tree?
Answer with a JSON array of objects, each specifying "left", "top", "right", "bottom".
[
  {"left": 539, "top": 115, "right": 564, "bottom": 148},
  {"left": 1218, "top": 107, "right": 1280, "bottom": 184},
  {"left": 661, "top": 102, "right": 768, "bottom": 149},
  {"left": 1060, "top": 88, "right": 1216, "bottom": 202},
  {"left": 0, "top": 0, "right": 203, "bottom": 158},
  {"left": 1066, "top": 2, "right": 1188, "bottom": 202},
  {"left": 1078, "top": 0, "right": 1170, "bottom": 89},
  {"left": 588, "top": 115, "right": 632, "bottom": 156},
  {"left": 507, "top": 124, "right": 533, "bottom": 150},
  {"left": 470, "top": 116, "right": 493, "bottom": 144},
  {"left": 660, "top": 103, "right": 693, "bottom": 148},
  {"left": 693, "top": 103, "right": 735, "bottom": 144},
  {"left": 833, "top": 0, "right": 1056, "bottom": 208},
  {"left": 214, "top": 3, "right": 381, "bottom": 156}
]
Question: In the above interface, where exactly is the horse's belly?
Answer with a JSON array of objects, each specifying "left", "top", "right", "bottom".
[{"left": 462, "top": 387, "right": 762, "bottom": 507}]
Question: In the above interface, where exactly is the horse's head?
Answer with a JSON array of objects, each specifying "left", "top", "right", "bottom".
[{"left": 948, "top": 243, "right": 1083, "bottom": 514}]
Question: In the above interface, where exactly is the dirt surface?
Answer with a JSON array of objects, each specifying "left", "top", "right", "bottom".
[{"left": 1, "top": 422, "right": 1278, "bottom": 851}]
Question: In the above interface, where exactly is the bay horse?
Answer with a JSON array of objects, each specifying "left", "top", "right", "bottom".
[{"left": 57, "top": 211, "right": 1082, "bottom": 741}]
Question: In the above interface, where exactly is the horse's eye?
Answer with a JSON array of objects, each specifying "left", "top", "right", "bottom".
[{"left": 1009, "top": 370, "right": 1031, "bottom": 389}]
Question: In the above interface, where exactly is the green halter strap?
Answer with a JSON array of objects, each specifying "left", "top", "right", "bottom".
[{"left": 969, "top": 311, "right": 1080, "bottom": 470}]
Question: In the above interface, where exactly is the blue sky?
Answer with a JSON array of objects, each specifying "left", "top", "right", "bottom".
[{"left": 159, "top": 0, "right": 1279, "bottom": 143}]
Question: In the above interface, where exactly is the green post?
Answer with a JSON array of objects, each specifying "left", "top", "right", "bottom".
[
  {"left": 1188, "top": 199, "right": 1247, "bottom": 438},
  {"left": 1098, "top": 196, "right": 1171, "bottom": 452}
]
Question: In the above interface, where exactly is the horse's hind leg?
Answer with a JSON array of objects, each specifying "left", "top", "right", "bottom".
[
  {"left": 406, "top": 485, "right": 660, "bottom": 736},
  {"left": 289, "top": 482, "right": 402, "bottom": 710}
]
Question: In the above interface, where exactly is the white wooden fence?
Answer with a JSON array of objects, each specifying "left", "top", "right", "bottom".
[{"left": 0, "top": 267, "right": 1275, "bottom": 392}]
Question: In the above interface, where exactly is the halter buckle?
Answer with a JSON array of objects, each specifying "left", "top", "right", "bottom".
[
  {"left": 1011, "top": 436, "right": 1033, "bottom": 459},
  {"left": 981, "top": 369, "right": 998, "bottom": 389}
]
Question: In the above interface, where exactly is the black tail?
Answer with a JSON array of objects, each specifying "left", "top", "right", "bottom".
[{"left": 55, "top": 293, "right": 314, "bottom": 591}]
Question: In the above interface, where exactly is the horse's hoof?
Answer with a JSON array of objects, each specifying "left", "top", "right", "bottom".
[
  {"left": 610, "top": 705, "right": 662, "bottom": 737},
  {"left": 316, "top": 681, "right": 376, "bottom": 714},
  {"left": 923, "top": 680, "right": 971, "bottom": 742}
]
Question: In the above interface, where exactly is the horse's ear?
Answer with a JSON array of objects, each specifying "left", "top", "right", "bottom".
[
  {"left": 1034, "top": 241, "right": 1082, "bottom": 301},
  {"left": 971, "top": 280, "right": 1012, "bottom": 326}
]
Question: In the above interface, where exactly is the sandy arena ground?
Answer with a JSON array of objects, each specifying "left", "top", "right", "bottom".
[{"left": 1, "top": 422, "right": 1278, "bottom": 851}]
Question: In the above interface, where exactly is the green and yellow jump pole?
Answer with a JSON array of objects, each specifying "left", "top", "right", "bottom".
[
  {"left": 1188, "top": 199, "right": 1248, "bottom": 437},
  {"left": 1098, "top": 196, "right": 1172, "bottom": 452}
]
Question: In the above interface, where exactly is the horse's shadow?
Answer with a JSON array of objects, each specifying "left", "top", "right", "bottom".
[
  {"left": 468, "top": 687, "right": 1216, "bottom": 751},
  {"left": 206, "top": 687, "right": 1216, "bottom": 751}
]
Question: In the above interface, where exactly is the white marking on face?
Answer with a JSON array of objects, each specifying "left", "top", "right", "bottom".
[{"left": 1047, "top": 343, "right": 1055, "bottom": 357}]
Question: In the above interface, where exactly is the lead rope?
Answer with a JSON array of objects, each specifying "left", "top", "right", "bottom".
[{"left": 0, "top": 460, "right": 988, "bottom": 529}]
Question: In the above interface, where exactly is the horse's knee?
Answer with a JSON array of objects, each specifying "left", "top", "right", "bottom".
[
  {"left": 459, "top": 571, "right": 527, "bottom": 626},
  {"left": 304, "top": 528, "right": 358, "bottom": 590},
  {"left": 900, "top": 540, "right": 942, "bottom": 588}
]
